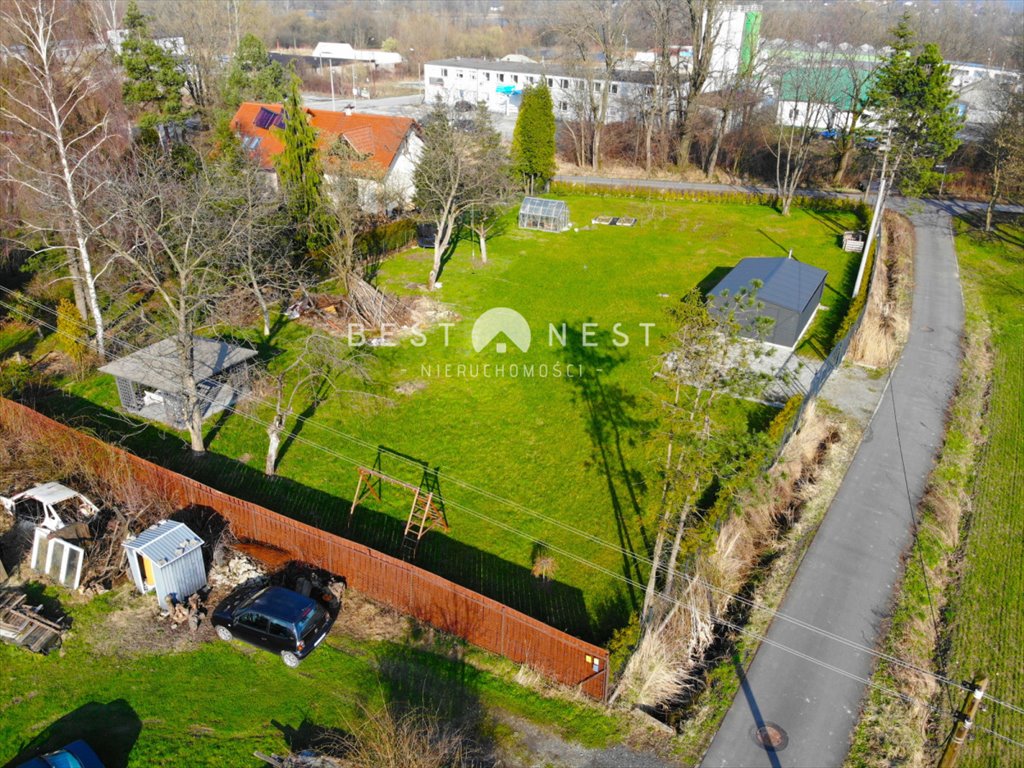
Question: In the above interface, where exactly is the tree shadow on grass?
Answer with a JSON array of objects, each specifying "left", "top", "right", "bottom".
[
  {"left": 372, "top": 641, "right": 497, "bottom": 764},
  {"left": 27, "top": 391, "right": 605, "bottom": 642},
  {"left": 558, "top": 321, "right": 654, "bottom": 612},
  {"left": 3, "top": 699, "right": 142, "bottom": 768}
]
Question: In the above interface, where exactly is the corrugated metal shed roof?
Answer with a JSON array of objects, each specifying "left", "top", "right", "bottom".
[
  {"left": 99, "top": 337, "right": 257, "bottom": 393},
  {"left": 123, "top": 520, "right": 204, "bottom": 567},
  {"left": 711, "top": 257, "right": 827, "bottom": 312}
]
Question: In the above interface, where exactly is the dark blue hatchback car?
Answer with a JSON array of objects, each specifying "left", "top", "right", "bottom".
[
  {"left": 212, "top": 585, "right": 335, "bottom": 667},
  {"left": 16, "top": 740, "right": 104, "bottom": 768}
]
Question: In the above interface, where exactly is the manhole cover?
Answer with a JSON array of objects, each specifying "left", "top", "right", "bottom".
[{"left": 751, "top": 722, "right": 789, "bottom": 751}]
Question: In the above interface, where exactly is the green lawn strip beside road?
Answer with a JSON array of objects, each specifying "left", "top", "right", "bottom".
[
  {"left": 947, "top": 217, "right": 1024, "bottom": 767},
  {"left": 847, "top": 215, "right": 1023, "bottom": 767},
  {"left": 39, "top": 196, "right": 857, "bottom": 643}
]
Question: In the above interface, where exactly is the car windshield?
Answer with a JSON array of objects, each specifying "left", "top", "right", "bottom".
[
  {"left": 43, "top": 752, "right": 83, "bottom": 768},
  {"left": 295, "top": 602, "right": 326, "bottom": 638}
]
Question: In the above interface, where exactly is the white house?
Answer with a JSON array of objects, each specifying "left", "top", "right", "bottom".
[{"left": 231, "top": 102, "right": 423, "bottom": 213}]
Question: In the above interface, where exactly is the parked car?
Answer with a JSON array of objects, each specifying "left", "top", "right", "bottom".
[
  {"left": 16, "top": 740, "right": 104, "bottom": 768},
  {"left": 212, "top": 585, "right": 335, "bottom": 667}
]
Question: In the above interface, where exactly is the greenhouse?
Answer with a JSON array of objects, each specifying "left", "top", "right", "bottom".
[{"left": 518, "top": 196, "right": 570, "bottom": 232}]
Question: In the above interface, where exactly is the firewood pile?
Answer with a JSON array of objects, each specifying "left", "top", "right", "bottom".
[{"left": 166, "top": 592, "right": 204, "bottom": 632}]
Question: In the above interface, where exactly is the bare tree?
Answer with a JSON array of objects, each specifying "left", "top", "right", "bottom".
[
  {"left": 677, "top": 0, "right": 724, "bottom": 169},
  {"left": 102, "top": 153, "right": 253, "bottom": 452},
  {"left": 638, "top": 0, "right": 682, "bottom": 172},
  {"left": 260, "top": 334, "right": 369, "bottom": 476},
  {"left": 979, "top": 85, "right": 1024, "bottom": 231},
  {"left": 413, "top": 101, "right": 512, "bottom": 289},
  {"left": 770, "top": 64, "right": 836, "bottom": 215},
  {"left": 829, "top": 60, "right": 878, "bottom": 187},
  {"left": 0, "top": 0, "right": 122, "bottom": 360},
  {"left": 558, "top": 0, "right": 631, "bottom": 170},
  {"left": 225, "top": 159, "right": 296, "bottom": 337}
]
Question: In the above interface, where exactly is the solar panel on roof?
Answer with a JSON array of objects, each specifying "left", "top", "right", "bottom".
[{"left": 253, "top": 106, "right": 278, "bottom": 129}]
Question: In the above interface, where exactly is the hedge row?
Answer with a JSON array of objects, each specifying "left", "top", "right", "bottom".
[
  {"left": 354, "top": 218, "right": 417, "bottom": 261},
  {"left": 548, "top": 180, "right": 871, "bottom": 222}
]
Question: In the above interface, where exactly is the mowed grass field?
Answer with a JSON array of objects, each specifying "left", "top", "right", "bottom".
[
  {"left": 948, "top": 217, "right": 1024, "bottom": 766},
  {"left": 55, "top": 195, "right": 860, "bottom": 643}
]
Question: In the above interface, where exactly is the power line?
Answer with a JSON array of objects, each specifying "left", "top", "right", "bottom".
[
  {"left": 13, "top": 298, "right": 1024, "bottom": 751},
  {"left": 6, "top": 292, "right": 1024, "bottom": 729},
  {"left": 0, "top": 287, "right": 993, "bottom": 699}
]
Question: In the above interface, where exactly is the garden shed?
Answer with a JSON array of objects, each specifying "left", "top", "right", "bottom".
[
  {"left": 123, "top": 520, "right": 206, "bottom": 611},
  {"left": 709, "top": 257, "right": 828, "bottom": 348},
  {"left": 99, "top": 337, "right": 257, "bottom": 428},
  {"left": 518, "top": 196, "right": 570, "bottom": 232}
]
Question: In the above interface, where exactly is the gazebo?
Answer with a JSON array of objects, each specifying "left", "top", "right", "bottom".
[
  {"left": 99, "top": 337, "right": 257, "bottom": 428},
  {"left": 518, "top": 196, "right": 570, "bottom": 232},
  {"left": 709, "top": 257, "right": 828, "bottom": 348}
]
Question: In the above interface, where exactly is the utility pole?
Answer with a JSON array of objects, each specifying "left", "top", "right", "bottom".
[
  {"left": 853, "top": 131, "right": 891, "bottom": 297},
  {"left": 938, "top": 676, "right": 988, "bottom": 768}
]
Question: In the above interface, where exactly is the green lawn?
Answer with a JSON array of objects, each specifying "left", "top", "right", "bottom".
[
  {"left": 48, "top": 195, "right": 860, "bottom": 644},
  {"left": 947, "top": 216, "right": 1024, "bottom": 767},
  {"left": 0, "top": 583, "right": 623, "bottom": 767}
]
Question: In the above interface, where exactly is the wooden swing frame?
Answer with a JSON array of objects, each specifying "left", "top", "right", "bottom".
[{"left": 348, "top": 453, "right": 449, "bottom": 557}]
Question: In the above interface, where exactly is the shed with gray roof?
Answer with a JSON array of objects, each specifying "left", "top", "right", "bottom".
[
  {"left": 99, "top": 337, "right": 257, "bottom": 428},
  {"left": 123, "top": 520, "right": 206, "bottom": 610},
  {"left": 709, "top": 257, "right": 828, "bottom": 348}
]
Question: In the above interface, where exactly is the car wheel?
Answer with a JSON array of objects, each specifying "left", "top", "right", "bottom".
[
  {"left": 281, "top": 651, "right": 301, "bottom": 668},
  {"left": 215, "top": 625, "right": 232, "bottom": 642}
]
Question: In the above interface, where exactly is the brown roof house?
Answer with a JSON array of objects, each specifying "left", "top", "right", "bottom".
[{"left": 231, "top": 102, "right": 424, "bottom": 214}]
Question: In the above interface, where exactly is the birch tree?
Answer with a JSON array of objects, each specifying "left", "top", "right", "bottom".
[
  {"left": 770, "top": 65, "right": 836, "bottom": 215},
  {"left": 639, "top": 289, "right": 771, "bottom": 626},
  {"left": 0, "top": 0, "right": 119, "bottom": 360}
]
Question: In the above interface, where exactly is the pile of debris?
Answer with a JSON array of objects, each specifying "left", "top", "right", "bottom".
[
  {"left": 0, "top": 588, "right": 65, "bottom": 654},
  {"left": 209, "top": 552, "right": 268, "bottom": 590},
  {"left": 286, "top": 277, "right": 413, "bottom": 339}
]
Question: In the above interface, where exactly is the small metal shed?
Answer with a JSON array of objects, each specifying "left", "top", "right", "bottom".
[
  {"left": 518, "top": 196, "right": 570, "bottom": 232},
  {"left": 123, "top": 520, "right": 206, "bottom": 610},
  {"left": 709, "top": 257, "right": 828, "bottom": 348}
]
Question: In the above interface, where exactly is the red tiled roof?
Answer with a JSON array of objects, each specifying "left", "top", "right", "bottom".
[{"left": 230, "top": 102, "right": 416, "bottom": 177}]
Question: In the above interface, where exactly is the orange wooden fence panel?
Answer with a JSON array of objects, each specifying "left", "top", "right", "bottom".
[{"left": 0, "top": 398, "right": 609, "bottom": 700}]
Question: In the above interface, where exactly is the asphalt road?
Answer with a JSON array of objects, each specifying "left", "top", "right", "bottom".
[{"left": 700, "top": 199, "right": 965, "bottom": 767}]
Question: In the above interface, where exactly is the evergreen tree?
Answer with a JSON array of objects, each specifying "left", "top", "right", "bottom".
[
  {"left": 274, "top": 71, "right": 334, "bottom": 256},
  {"left": 118, "top": 0, "right": 187, "bottom": 128},
  {"left": 223, "top": 34, "right": 286, "bottom": 110},
  {"left": 511, "top": 84, "right": 556, "bottom": 194},
  {"left": 868, "top": 15, "right": 962, "bottom": 195}
]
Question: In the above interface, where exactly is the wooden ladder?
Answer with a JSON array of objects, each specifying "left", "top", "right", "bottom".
[{"left": 401, "top": 489, "right": 448, "bottom": 560}]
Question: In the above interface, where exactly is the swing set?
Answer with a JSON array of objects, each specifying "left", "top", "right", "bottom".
[{"left": 349, "top": 447, "right": 449, "bottom": 559}]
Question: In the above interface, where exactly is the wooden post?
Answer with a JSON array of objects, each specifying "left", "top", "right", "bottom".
[
  {"left": 348, "top": 470, "right": 365, "bottom": 525},
  {"left": 938, "top": 676, "right": 988, "bottom": 768}
]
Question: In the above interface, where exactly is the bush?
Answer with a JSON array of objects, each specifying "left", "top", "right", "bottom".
[{"left": 355, "top": 218, "right": 417, "bottom": 261}]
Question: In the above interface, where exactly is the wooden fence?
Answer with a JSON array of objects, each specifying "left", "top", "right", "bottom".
[{"left": 0, "top": 398, "right": 609, "bottom": 700}]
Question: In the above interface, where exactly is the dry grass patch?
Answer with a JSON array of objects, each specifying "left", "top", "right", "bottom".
[{"left": 849, "top": 211, "right": 914, "bottom": 367}]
